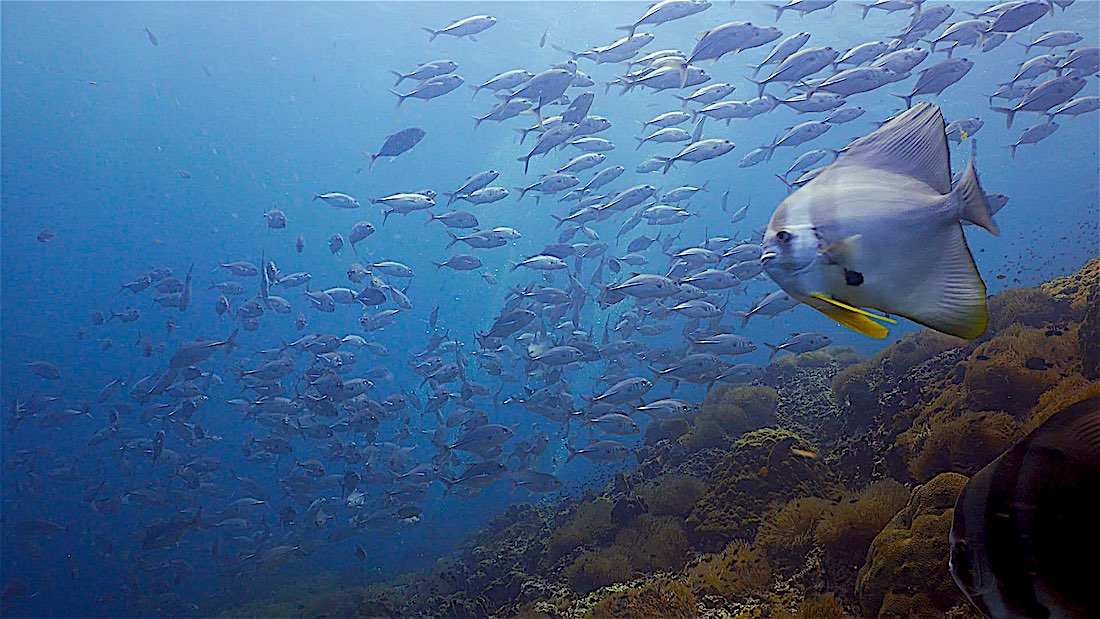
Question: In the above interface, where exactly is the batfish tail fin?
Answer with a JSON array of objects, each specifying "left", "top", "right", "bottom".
[{"left": 953, "top": 141, "right": 998, "bottom": 236}]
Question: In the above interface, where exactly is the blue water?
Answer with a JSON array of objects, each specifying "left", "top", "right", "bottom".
[{"left": 2, "top": 1, "right": 1097, "bottom": 616}]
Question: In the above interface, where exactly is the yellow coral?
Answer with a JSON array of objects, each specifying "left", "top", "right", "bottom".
[
  {"left": 547, "top": 499, "right": 614, "bottom": 562},
  {"left": 687, "top": 540, "right": 771, "bottom": 599},
  {"left": 815, "top": 480, "right": 910, "bottom": 571},
  {"left": 563, "top": 546, "right": 634, "bottom": 594},
  {"left": 635, "top": 474, "right": 705, "bottom": 517},
  {"left": 614, "top": 515, "right": 690, "bottom": 572},
  {"left": 856, "top": 473, "right": 968, "bottom": 618},
  {"left": 906, "top": 411, "right": 1020, "bottom": 482},
  {"left": 794, "top": 593, "right": 847, "bottom": 619},
  {"left": 1024, "top": 373, "right": 1100, "bottom": 435},
  {"left": 872, "top": 329, "right": 964, "bottom": 375},
  {"left": 588, "top": 577, "right": 697, "bottom": 619},
  {"left": 1039, "top": 257, "right": 1098, "bottom": 317},
  {"left": 755, "top": 496, "right": 831, "bottom": 561},
  {"left": 985, "top": 286, "right": 1064, "bottom": 334},
  {"left": 961, "top": 324, "right": 1079, "bottom": 416}
]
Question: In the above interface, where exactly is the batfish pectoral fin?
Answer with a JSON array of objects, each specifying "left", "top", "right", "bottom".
[
  {"left": 820, "top": 234, "right": 862, "bottom": 265},
  {"left": 809, "top": 293, "right": 893, "bottom": 339}
]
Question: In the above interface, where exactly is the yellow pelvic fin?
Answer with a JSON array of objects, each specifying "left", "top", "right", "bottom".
[{"left": 809, "top": 293, "right": 896, "bottom": 339}]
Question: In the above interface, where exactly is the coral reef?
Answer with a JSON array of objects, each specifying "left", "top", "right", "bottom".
[
  {"left": 814, "top": 479, "right": 910, "bottom": 575},
  {"left": 754, "top": 496, "right": 831, "bottom": 563},
  {"left": 685, "top": 428, "right": 832, "bottom": 549},
  {"left": 587, "top": 577, "right": 697, "bottom": 618},
  {"left": 686, "top": 540, "right": 771, "bottom": 599},
  {"left": 855, "top": 473, "right": 969, "bottom": 618},
  {"left": 906, "top": 411, "right": 1019, "bottom": 482},
  {"left": 1024, "top": 373, "right": 1100, "bottom": 434},
  {"left": 644, "top": 417, "right": 692, "bottom": 446},
  {"left": 546, "top": 499, "right": 614, "bottom": 562},
  {"left": 613, "top": 514, "right": 690, "bottom": 572},
  {"left": 563, "top": 546, "right": 634, "bottom": 594},
  {"left": 212, "top": 260, "right": 1097, "bottom": 619},
  {"left": 961, "top": 324, "right": 1079, "bottom": 416},
  {"left": 634, "top": 473, "right": 704, "bottom": 517}
]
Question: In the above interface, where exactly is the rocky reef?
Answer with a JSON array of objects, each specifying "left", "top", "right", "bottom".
[{"left": 218, "top": 259, "right": 1099, "bottom": 618}]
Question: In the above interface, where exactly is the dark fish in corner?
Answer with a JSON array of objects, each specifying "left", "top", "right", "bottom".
[{"left": 950, "top": 396, "right": 1100, "bottom": 619}]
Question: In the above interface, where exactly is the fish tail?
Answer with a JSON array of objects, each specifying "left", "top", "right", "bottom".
[
  {"left": 953, "top": 140, "right": 998, "bottom": 236},
  {"left": 889, "top": 92, "right": 914, "bottom": 109},
  {"left": 389, "top": 89, "right": 406, "bottom": 108},
  {"left": 749, "top": 62, "right": 763, "bottom": 77},
  {"left": 389, "top": 70, "right": 406, "bottom": 87},
  {"left": 746, "top": 76, "right": 767, "bottom": 98},
  {"left": 614, "top": 23, "right": 635, "bottom": 36},
  {"left": 224, "top": 329, "right": 240, "bottom": 356},
  {"left": 472, "top": 115, "right": 483, "bottom": 130},
  {"left": 445, "top": 230, "right": 459, "bottom": 249},
  {"left": 990, "top": 106, "right": 1015, "bottom": 129},
  {"left": 657, "top": 156, "right": 674, "bottom": 174},
  {"left": 564, "top": 443, "right": 578, "bottom": 464},
  {"left": 634, "top": 136, "right": 645, "bottom": 151},
  {"left": 422, "top": 27, "right": 439, "bottom": 42},
  {"left": 857, "top": 3, "right": 871, "bottom": 19},
  {"left": 368, "top": 153, "right": 379, "bottom": 171},
  {"left": 731, "top": 310, "right": 750, "bottom": 330},
  {"left": 432, "top": 262, "right": 444, "bottom": 272},
  {"left": 442, "top": 192, "right": 457, "bottom": 206},
  {"left": 765, "top": 342, "right": 780, "bottom": 360},
  {"left": 513, "top": 185, "right": 528, "bottom": 201},
  {"left": 764, "top": 3, "right": 784, "bottom": 20}
]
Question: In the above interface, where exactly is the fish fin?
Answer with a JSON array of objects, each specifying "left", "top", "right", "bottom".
[
  {"left": 990, "top": 106, "right": 1016, "bottom": 129},
  {"left": 1029, "top": 396, "right": 1100, "bottom": 464},
  {"left": 895, "top": 225, "right": 988, "bottom": 339},
  {"left": 953, "top": 141, "right": 998, "bottom": 236},
  {"left": 836, "top": 102, "right": 952, "bottom": 194},
  {"left": 809, "top": 294, "right": 893, "bottom": 339},
  {"left": 820, "top": 234, "right": 862, "bottom": 265}
]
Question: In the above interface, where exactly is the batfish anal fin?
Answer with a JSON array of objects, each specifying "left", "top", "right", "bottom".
[
  {"left": 809, "top": 296, "right": 891, "bottom": 339},
  {"left": 894, "top": 225, "right": 988, "bottom": 339},
  {"left": 810, "top": 293, "right": 896, "bottom": 339},
  {"left": 834, "top": 102, "right": 952, "bottom": 194}
]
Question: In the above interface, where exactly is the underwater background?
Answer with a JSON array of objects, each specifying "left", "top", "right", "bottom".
[{"left": 2, "top": 1, "right": 1098, "bottom": 617}]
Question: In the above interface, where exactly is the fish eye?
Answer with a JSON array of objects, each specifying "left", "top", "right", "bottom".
[{"left": 776, "top": 230, "right": 793, "bottom": 242}]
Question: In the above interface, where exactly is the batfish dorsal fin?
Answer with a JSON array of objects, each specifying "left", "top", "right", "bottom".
[{"left": 835, "top": 102, "right": 952, "bottom": 194}]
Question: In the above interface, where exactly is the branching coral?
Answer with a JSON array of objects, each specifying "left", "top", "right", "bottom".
[
  {"left": 815, "top": 479, "right": 910, "bottom": 572},
  {"left": 985, "top": 287, "right": 1064, "bottom": 334},
  {"left": 754, "top": 496, "right": 831, "bottom": 562},
  {"left": 906, "top": 411, "right": 1020, "bottom": 482},
  {"left": 614, "top": 515, "right": 690, "bottom": 572},
  {"left": 793, "top": 593, "right": 847, "bottom": 619},
  {"left": 686, "top": 429, "right": 832, "bottom": 549},
  {"left": 588, "top": 577, "right": 697, "bottom": 618},
  {"left": 563, "top": 546, "right": 634, "bottom": 594},
  {"left": 686, "top": 540, "right": 771, "bottom": 599},
  {"left": 635, "top": 474, "right": 705, "bottom": 517},
  {"left": 773, "top": 345, "right": 863, "bottom": 370},
  {"left": 871, "top": 329, "right": 964, "bottom": 376},
  {"left": 547, "top": 499, "right": 614, "bottom": 563},
  {"left": 1024, "top": 373, "right": 1100, "bottom": 435},
  {"left": 961, "top": 324, "right": 1078, "bottom": 416}
]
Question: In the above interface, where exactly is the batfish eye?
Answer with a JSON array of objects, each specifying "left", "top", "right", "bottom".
[{"left": 776, "top": 230, "right": 793, "bottom": 242}]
